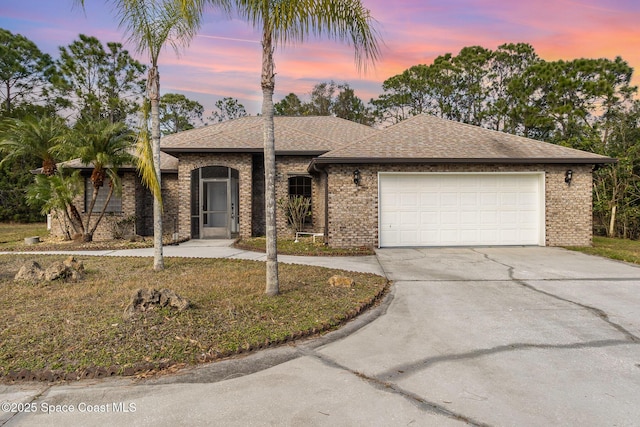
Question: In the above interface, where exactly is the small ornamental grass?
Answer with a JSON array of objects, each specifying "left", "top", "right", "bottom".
[{"left": 0, "top": 255, "right": 387, "bottom": 380}]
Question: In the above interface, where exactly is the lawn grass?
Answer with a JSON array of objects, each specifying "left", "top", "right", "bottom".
[
  {"left": 567, "top": 236, "right": 640, "bottom": 265},
  {"left": 0, "top": 223, "right": 48, "bottom": 249},
  {"left": 0, "top": 254, "right": 387, "bottom": 381},
  {"left": 235, "top": 236, "right": 375, "bottom": 256}
]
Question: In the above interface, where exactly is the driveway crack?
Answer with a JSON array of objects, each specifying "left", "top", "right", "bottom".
[
  {"left": 376, "top": 338, "right": 635, "bottom": 381},
  {"left": 298, "top": 348, "right": 491, "bottom": 427},
  {"left": 475, "top": 250, "right": 640, "bottom": 343}
]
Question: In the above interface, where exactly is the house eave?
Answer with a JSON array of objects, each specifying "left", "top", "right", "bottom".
[
  {"left": 32, "top": 166, "right": 178, "bottom": 174},
  {"left": 308, "top": 156, "right": 618, "bottom": 171},
  {"left": 162, "top": 148, "right": 328, "bottom": 156},
  {"left": 161, "top": 148, "right": 262, "bottom": 154}
]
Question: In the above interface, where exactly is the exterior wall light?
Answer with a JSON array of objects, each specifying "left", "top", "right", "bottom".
[
  {"left": 353, "top": 169, "right": 361, "bottom": 186},
  {"left": 565, "top": 169, "right": 573, "bottom": 185}
]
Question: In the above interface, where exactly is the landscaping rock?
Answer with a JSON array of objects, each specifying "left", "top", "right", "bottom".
[
  {"left": 14, "top": 256, "right": 84, "bottom": 282},
  {"left": 14, "top": 261, "right": 45, "bottom": 282},
  {"left": 328, "top": 275, "right": 355, "bottom": 288},
  {"left": 63, "top": 256, "right": 84, "bottom": 276},
  {"left": 125, "top": 288, "right": 190, "bottom": 319},
  {"left": 44, "top": 256, "right": 84, "bottom": 281},
  {"left": 158, "top": 288, "right": 190, "bottom": 311}
]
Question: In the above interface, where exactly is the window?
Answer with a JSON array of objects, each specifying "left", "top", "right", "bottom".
[
  {"left": 85, "top": 176, "right": 122, "bottom": 213},
  {"left": 288, "top": 175, "right": 312, "bottom": 199},
  {"left": 288, "top": 175, "right": 312, "bottom": 225}
]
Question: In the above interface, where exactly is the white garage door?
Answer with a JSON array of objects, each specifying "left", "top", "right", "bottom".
[{"left": 379, "top": 173, "right": 544, "bottom": 247}]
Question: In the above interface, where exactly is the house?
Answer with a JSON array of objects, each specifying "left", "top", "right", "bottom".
[
  {"left": 160, "top": 116, "right": 378, "bottom": 241},
  {"left": 54, "top": 114, "right": 615, "bottom": 247}
]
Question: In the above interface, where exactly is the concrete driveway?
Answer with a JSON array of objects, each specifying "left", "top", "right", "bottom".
[{"left": 2, "top": 247, "right": 640, "bottom": 426}]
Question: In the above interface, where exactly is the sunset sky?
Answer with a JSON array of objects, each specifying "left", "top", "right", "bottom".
[{"left": 1, "top": 0, "right": 639, "bottom": 116}]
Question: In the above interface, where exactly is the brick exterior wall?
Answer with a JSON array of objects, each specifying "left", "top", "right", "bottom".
[
  {"left": 323, "top": 163, "right": 593, "bottom": 248},
  {"left": 274, "top": 156, "right": 320, "bottom": 238},
  {"left": 161, "top": 174, "right": 180, "bottom": 236},
  {"left": 174, "top": 153, "right": 253, "bottom": 240},
  {"left": 544, "top": 164, "right": 592, "bottom": 246},
  {"left": 49, "top": 172, "right": 179, "bottom": 241},
  {"left": 50, "top": 173, "right": 135, "bottom": 241},
  {"left": 313, "top": 171, "right": 327, "bottom": 240},
  {"left": 170, "top": 154, "right": 322, "bottom": 239},
  {"left": 50, "top": 160, "right": 594, "bottom": 248}
]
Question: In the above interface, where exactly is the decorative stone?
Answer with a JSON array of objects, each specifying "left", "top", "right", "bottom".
[
  {"left": 43, "top": 256, "right": 84, "bottom": 281},
  {"left": 14, "top": 261, "right": 45, "bottom": 282},
  {"left": 124, "top": 288, "right": 190, "bottom": 319},
  {"left": 14, "top": 257, "right": 84, "bottom": 282}
]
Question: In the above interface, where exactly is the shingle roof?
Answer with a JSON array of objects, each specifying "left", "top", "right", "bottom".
[
  {"left": 58, "top": 151, "right": 179, "bottom": 173},
  {"left": 312, "top": 114, "right": 615, "bottom": 165},
  {"left": 160, "top": 116, "right": 378, "bottom": 154}
]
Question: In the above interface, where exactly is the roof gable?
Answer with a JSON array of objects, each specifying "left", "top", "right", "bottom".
[{"left": 314, "top": 114, "right": 615, "bottom": 165}]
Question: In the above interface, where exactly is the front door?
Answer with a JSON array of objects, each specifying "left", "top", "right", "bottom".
[{"left": 201, "top": 180, "right": 229, "bottom": 238}]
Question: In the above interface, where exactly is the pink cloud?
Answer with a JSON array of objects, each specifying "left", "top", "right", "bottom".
[{"left": 2, "top": 0, "right": 639, "bottom": 114}]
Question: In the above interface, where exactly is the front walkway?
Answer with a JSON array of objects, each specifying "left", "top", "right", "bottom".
[{"left": 0, "top": 239, "right": 385, "bottom": 275}]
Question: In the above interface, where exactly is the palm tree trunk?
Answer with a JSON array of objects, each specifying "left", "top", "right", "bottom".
[
  {"left": 149, "top": 64, "right": 164, "bottom": 271},
  {"left": 89, "top": 182, "right": 115, "bottom": 237},
  {"left": 83, "top": 186, "right": 99, "bottom": 242},
  {"left": 68, "top": 203, "right": 85, "bottom": 235},
  {"left": 262, "top": 24, "right": 279, "bottom": 296}
]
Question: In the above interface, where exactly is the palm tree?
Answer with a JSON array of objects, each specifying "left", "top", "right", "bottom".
[
  {"left": 0, "top": 115, "right": 68, "bottom": 176},
  {"left": 27, "top": 170, "right": 83, "bottom": 240},
  {"left": 233, "top": 0, "right": 381, "bottom": 295},
  {"left": 77, "top": 0, "right": 225, "bottom": 269},
  {"left": 67, "top": 119, "right": 135, "bottom": 242}
]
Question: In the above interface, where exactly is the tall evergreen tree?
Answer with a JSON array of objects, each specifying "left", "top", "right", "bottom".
[
  {"left": 0, "top": 28, "right": 57, "bottom": 117},
  {"left": 56, "top": 34, "right": 146, "bottom": 123},
  {"left": 159, "top": 92, "right": 204, "bottom": 134},
  {"left": 208, "top": 97, "right": 248, "bottom": 123}
]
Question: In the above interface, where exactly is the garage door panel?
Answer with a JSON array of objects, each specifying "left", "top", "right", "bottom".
[
  {"left": 440, "top": 229, "right": 459, "bottom": 242},
  {"left": 480, "top": 193, "right": 498, "bottom": 206},
  {"left": 460, "top": 211, "right": 478, "bottom": 225},
  {"left": 500, "top": 192, "right": 518, "bottom": 205},
  {"left": 379, "top": 173, "right": 542, "bottom": 247},
  {"left": 499, "top": 211, "right": 518, "bottom": 225},
  {"left": 440, "top": 193, "right": 458, "bottom": 206},
  {"left": 461, "top": 229, "right": 479, "bottom": 241},
  {"left": 460, "top": 192, "right": 477, "bottom": 206},
  {"left": 380, "top": 229, "right": 398, "bottom": 245},
  {"left": 400, "top": 211, "right": 419, "bottom": 227},
  {"left": 481, "top": 210, "right": 499, "bottom": 223},
  {"left": 400, "top": 192, "right": 418, "bottom": 207},
  {"left": 400, "top": 230, "right": 418, "bottom": 244},
  {"left": 440, "top": 211, "right": 459, "bottom": 225}
]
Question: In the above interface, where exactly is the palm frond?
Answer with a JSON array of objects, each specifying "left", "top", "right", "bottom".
[
  {"left": 110, "top": 0, "right": 222, "bottom": 63},
  {"left": 135, "top": 101, "right": 163, "bottom": 207},
  {"left": 234, "top": 0, "right": 381, "bottom": 72}
]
